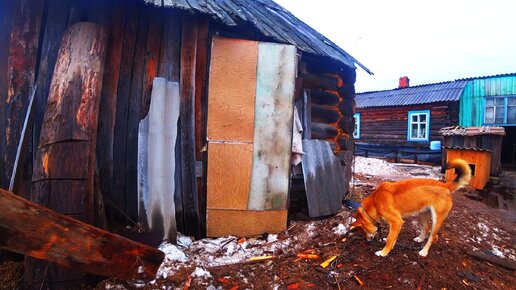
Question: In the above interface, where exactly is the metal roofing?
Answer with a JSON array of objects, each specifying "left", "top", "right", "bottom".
[
  {"left": 356, "top": 80, "right": 467, "bottom": 108},
  {"left": 443, "top": 146, "right": 491, "bottom": 153},
  {"left": 143, "top": 0, "right": 372, "bottom": 74},
  {"left": 439, "top": 126, "right": 506, "bottom": 136}
]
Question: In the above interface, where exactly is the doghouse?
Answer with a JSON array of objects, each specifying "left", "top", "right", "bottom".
[{"left": 444, "top": 147, "right": 491, "bottom": 189}]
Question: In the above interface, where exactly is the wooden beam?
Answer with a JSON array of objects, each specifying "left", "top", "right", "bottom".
[
  {"left": 0, "top": 188, "right": 164, "bottom": 280},
  {"left": 180, "top": 14, "right": 201, "bottom": 238}
]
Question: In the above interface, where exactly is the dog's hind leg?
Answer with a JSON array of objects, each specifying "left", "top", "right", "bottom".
[
  {"left": 414, "top": 210, "right": 431, "bottom": 243},
  {"left": 418, "top": 203, "right": 452, "bottom": 257}
]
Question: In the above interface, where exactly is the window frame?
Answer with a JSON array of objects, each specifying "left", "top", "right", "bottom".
[
  {"left": 353, "top": 112, "right": 361, "bottom": 139},
  {"left": 484, "top": 95, "right": 516, "bottom": 126},
  {"left": 407, "top": 110, "right": 430, "bottom": 142}
]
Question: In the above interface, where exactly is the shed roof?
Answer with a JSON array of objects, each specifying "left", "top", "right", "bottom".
[
  {"left": 143, "top": 0, "right": 372, "bottom": 74},
  {"left": 439, "top": 126, "right": 506, "bottom": 136},
  {"left": 355, "top": 80, "right": 467, "bottom": 108}
]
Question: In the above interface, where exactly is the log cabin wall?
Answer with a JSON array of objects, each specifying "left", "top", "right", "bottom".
[
  {"left": 299, "top": 55, "right": 356, "bottom": 194},
  {"left": 358, "top": 102, "right": 459, "bottom": 146}
]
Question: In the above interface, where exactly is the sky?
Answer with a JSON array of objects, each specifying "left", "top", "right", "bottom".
[{"left": 274, "top": 0, "right": 516, "bottom": 93}]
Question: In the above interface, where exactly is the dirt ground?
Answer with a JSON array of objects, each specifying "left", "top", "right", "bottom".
[{"left": 1, "top": 158, "right": 515, "bottom": 289}]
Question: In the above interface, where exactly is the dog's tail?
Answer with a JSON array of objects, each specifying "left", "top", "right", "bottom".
[{"left": 446, "top": 158, "right": 472, "bottom": 192}]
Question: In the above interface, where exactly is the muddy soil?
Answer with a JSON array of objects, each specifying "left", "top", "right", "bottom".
[{"left": 2, "top": 159, "right": 515, "bottom": 289}]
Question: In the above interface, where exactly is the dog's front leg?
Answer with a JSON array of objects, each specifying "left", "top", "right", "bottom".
[{"left": 376, "top": 218, "right": 403, "bottom": 257}]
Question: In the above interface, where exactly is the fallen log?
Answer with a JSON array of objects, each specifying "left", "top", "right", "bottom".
[
  {"left": 467, "top": 250, "right": 516, "bottom": 270},
  {"left": 0, "top": 188, "right": 165, "bottom": 280}
]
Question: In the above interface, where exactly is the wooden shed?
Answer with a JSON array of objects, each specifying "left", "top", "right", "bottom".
[
  {"left": 0, "top": 0, "right": 370, "bottom": 287},
  {"left": 444, "top": 147, "right": 491, "bottom": 189},
  {"left": 440, "top": 126, "right": 505, "bottom": 176}
]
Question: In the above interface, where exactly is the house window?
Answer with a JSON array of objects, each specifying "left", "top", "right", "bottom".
[
  {"left": 353, "top": 113, "right": 360, "bottom": 139},
  {"left": 484, "top": 96, "right": 516, "bottom": 125},
  {"left": 407, "top": 110, "right": 430, "bottom": 141}
]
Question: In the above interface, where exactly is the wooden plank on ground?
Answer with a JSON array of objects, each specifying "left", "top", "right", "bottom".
[
  {"left": 206, "top": 209, "right": 287, "bottom": 237},
  {"left": 247, "top": 42, "right": 296, "bottom": 211},
  {"left": 180, "top": 13, "right": 201, "bottom": 238},
  {"left": 207, "top": 37, "right": 258, "bottom": 142},
  {"left": 207, "top": 142, "right": 253, "bottom": 210},
  {"left": 301, "top": 140, "right": 346, "bottom": 217},
  {"left": 0, "top": 188, "right": 164, "bottom": 280}
]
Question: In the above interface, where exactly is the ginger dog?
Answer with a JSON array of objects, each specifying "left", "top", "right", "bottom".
[{"left": 350, "top": 159, "right": 471, "bottom": 257}]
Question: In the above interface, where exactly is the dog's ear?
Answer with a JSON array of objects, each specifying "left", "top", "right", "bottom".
[{"left": 357, "top": 207, "right": 365, "bottom": 218}]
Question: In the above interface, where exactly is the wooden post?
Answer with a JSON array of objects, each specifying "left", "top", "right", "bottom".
[
  {"left": 180, "top": 14, "right": 201, "bottom": 238},
  {"left": 27, "top": 22, "right": 108, "bottom": 289},
  {"left": 0, "top": 188, "right": 164, "bottom": 280}
]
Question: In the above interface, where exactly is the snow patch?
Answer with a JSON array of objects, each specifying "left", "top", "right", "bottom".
[
  {"left": 191, "top": 267, "right": 212, "bottom": 278},
  {"left": 332, "top": 224, "right": 348, "bottom": 235}
]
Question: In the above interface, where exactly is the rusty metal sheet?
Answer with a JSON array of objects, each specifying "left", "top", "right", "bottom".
[
  {"left": 138, "top": 78, "right": 180, "bottom": 242},
  {"left": 247, "top": 42, "right": 297, "bottom": 210},
  {"left": 301, "top": 140, "right": 346, "bottom": 217}
]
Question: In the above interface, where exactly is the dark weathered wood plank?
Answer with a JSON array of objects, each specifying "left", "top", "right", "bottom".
[
  {"left": 87, "top": 0, "right": 111, "bottom": 26},
  {"left": 4, "top": 0, "right": 44, "bottom": 191},
  {"left": 194, "top": 16, "right": 210, "bottom": 237},
  {"left": 125, "top": 7, "right": 150, "bottom": 220},
  {"left": 67, "top": 0, "right": 88, "bottom": 26},
  {"left": 0, "top": 188, "right": 164, "bottom": 280},
  {"left": 33, "top": 0, "right": 72, "bottom": 167},
  {"left": 180, "top": 14, "right": 201, "bottom": 238},
  {"left": 141, "top": 7, "right": 163, "bottom": 119},
  {"left": 0, "top": 0, "right": 15, "bottom": 189},
  {"left": 97, "top": 0, "right": 128, "bottom": 210},
  {"left": 311, "top": 122, "right": 338, "bottom": 140},
  {"left": 311, "top": 104, "right": 341, "bottom": 124},
  {"left": 158, "top": 9, "right": 182, "bottom": 81},
  {"left": 112, "top": 4, "right": 139, "bottom": 217}
]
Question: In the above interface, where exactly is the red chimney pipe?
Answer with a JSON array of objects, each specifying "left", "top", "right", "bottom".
[{"left": 399, "top": 76, "right": 410, "bottom": 88}]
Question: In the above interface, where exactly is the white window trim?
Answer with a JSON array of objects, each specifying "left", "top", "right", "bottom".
[
  {"left": 353, "top": 112, "right": 361, "bottom": 139},
  {"left": 407, "top": 110, "right": 430, "bottom": 142}
]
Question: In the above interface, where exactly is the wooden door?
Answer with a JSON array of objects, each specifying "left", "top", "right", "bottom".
[{"left": 206, "top": 37, "right": 296, "bottom": 237}]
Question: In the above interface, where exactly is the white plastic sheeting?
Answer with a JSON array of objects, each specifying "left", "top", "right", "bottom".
[{"left": 138, "top": 78, "right": 180, "bottom": 242}]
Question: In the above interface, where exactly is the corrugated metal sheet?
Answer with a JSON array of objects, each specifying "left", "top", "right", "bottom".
[
  {"left": 459, "top": 74, "right": 516, "bottom": 126},
  {"left": 439, "top": 126, "right": 506, "bottom": 136},
  {"left": 356, "top": 80, "right": 467, "bottom": 108},
  {"left": 443, "top": 146, "right": 491, "bottom": 152},
  {"left": 138, "top": 78, "right": 180, "bottom": 243},
  {"left": 301, "top": 140, "right": 345, "bottom": 218},
  {"left": 143, "top": 0, "right": 372, "bottom": 74}
]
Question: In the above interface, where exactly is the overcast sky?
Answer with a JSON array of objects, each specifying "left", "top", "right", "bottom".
[{"left": 274, "top": 0, "right": 516, "bottom": 92}]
